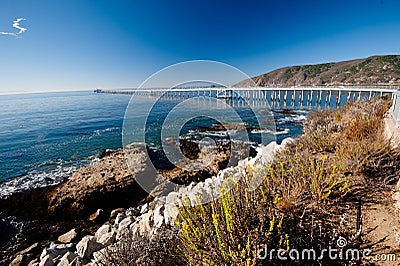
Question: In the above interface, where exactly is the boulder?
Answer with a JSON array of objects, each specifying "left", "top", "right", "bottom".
[
  {"left": 10, "top": 254, "right": 28, "bottom": 266},
  {"left": 76, "top": 236, "right": 103, "bottom": 260},
  {"left": 57, "top": 251, "right": 78, "bottom": 266},
  {"left": 92, "top": 249, "right": 106, "bottom": 262},
  {"left": 58, "top": 229, "right": 78, "bottom": 243},
  {"left": 97, "top": 231, "right": 116, "bottom": 246},
  {"left": 69, "top": 256, "right": 85, "bottom": 266},
  {"left": 39, "top": 255, "right": 55, "bottom": 266},
  {"left": 166, "top": 192, "right": 179, "bottom": 204},
  {"left": 153, "top": 205, "right": 164, "bottom": 228},
  {"left": 40, "top": 245, "right": 68, "bottom": 261},
  {"left": 164, "top": 204, "right": 179, "bottom": 225},
  {"left": 140, "top": 203, "right": 149, "bottom": 214},
  {"left": 95, "top": 224, "right": 111, "bottom": 239},
  {"left": 118, "top": 216, "right": 135, "bottom": 231},
  {"left": 27, "top": 259, "right": 39, "bottom": 266},
  {"left": 137, "top": 212, "right": 153, "bottom": 235},
  {"left": 46, "top": 147, "right": 152, "bottom": 218},
  {"left": 18, "top": 242, "right": 40, "bottom": 255}
]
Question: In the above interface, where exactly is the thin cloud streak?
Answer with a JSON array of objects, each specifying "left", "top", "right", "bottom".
[{"left": 0, "top": 18, "right": 27, "bottom": 37}]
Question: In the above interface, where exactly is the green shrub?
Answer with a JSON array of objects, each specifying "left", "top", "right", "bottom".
[{"left": 175, "top": 172, "right": 287, "bottom": 266}]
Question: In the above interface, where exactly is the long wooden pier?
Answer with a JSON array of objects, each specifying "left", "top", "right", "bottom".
[{"left": 95, "top": 86, "right": 398, "bottom": 108}]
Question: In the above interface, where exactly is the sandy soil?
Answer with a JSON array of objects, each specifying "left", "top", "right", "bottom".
[{"left": 361, "top": 116, "right": 400, "bottom": 265}]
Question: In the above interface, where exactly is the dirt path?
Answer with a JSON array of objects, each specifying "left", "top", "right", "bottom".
[
  {"left": 362, "top": 188, "right": 400, "bottom": 265},
  {"left": 360, "top": 116, "right": 400, "bottom": 265}
]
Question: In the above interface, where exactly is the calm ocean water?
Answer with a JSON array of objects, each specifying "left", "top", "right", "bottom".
[{"left": 0, "top": 90, "right": 306, "bottom": 197}]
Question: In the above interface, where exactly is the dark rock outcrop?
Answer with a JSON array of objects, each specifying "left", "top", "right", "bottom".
[{"left": 0, "top": 219, "right": 15, "bottom": 248}]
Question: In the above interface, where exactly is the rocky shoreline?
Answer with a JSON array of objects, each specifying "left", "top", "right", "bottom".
[
  {"left": 0, "top": 139, "right": 258, "bottom": 265},
  {"left": 6, "top": 138, "right": 291, "bottom": 266}
]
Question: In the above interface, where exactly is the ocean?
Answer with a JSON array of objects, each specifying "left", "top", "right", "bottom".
[{"left": 0, "top": 90, "right": 306, "bottom": 197}]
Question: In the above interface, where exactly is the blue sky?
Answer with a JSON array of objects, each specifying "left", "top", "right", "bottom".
[{"left": 0, "top": 0, "right": 400, "bottom": 93}]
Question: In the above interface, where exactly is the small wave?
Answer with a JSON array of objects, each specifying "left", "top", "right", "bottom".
[
  {"left": 251, "top": 129, "right": 272, "bottom": 134},
  {"left": 203, "top": 131, "right": 228, "bottom": 137},
  {"left": 125, "top": 142, "right": 146, "bottom": 148},
  {"left": 277, "top": 114, "right": 307, "bottom": 124},
  {"left": 93, "top": 127, "right": 120, "bottom": 136},
  {"left": 275, "top": 128, "right": 290, "bottom": 135},
  {"left": 0, "top": 158, "right": 96, "bottom": 199},
  {"left": 296, "top": 110, "right": 309, "bottom": 114},
  {"left": 251, "top": 128, "right": 290, "bottom": 135},
  {"left": 186, "top": 131, "right": 229, "bottom": 138}
]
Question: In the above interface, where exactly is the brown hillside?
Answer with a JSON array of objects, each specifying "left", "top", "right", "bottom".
[{"left": 240, "top": 55, "right": 400, "bottom": 86}]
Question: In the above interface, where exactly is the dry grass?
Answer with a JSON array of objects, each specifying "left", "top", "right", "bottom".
[
  {"left": 174, "top": 97, "right": 400, "bottom": 265},
  {"left": 95, "top": 225, "right": 186, "bottom": 266},
  {"left": 96, "top": 97, "right": 399, "bottom": 265}
]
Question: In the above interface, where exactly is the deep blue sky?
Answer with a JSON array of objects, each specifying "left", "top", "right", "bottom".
[{"left": 0, "top": 0, "right": 399, "bottom": 93}]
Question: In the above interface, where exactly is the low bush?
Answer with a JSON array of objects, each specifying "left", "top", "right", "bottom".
[
  {"left": 172, "top": 96, "right": 398, "bottom": 265},
  {"left": 96, "top": 225, "right": 186, "bottom": 266}
]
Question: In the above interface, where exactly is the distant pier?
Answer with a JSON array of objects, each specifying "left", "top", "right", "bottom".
[{"left": 95, "top": 86, "right": 398, "bottom": 108}]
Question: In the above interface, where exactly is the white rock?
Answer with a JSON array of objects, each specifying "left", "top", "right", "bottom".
[
  {"left": 187, "top": 182, "right": 196, "bottom": 191},
  {"left": 69, "top": 256, "right": 85, "bottom": 266},
  {"left": 92, "top": 249, "right": 106, "bottom": 262},
  {"left": 95, "top": 224, "right": 111, "bottom": 239},
  {"left": 166, "top": 192, "right": 179, "bottom": 204},
  {"left": 153, "top": 205, "right": 164, "bottom": 228},
  {"left": 76, "top": 236, "right": 104, "bottom": 260},
  {"left": 195, "top": 181, "right": 204, "bottom": 190},
  {"left": 137, "top": 212, "right": 152, "bottom": 234},
  {"left": 178, "top": 186, "right": 188, "bottom": 196},
  {"left": 130, "top": 221, "right": 139, "bottom": 236},
  {"left": 204, "top": 177, "right": 213, "bottom": 186},
  {"left": 260, "top": 141, "right": 276, "bottom": 163},
  {"left": 10, "top": 254, "right": 27, "bottom": 266},
  {"left": 97, "top": 231, "right": 116, "bottom": 246},
  {"left": 140, "top": 203, "right": 149, "bottom": 214},
  {"left": 40, "top": 245, "right": 68, "bottom": 261},
  {"left": 58, "top": 229, "right": 78, "bottom": 243},
  {"left": 49, "top": 243, "right": 73, "bottom": 250},
  {"left": 118, "top": 216, "right": 135, "bottom": 231},
  {"left": 56, "top": 252, "right": 78, "bottom": 266},
  {"left": 27, "top": 259, "right": 39, "bottom": 266},
  {"left": 39, "top": 255, "right": 55, "bottom": 266},
  {"left": 164, "top": 204, "right": 179, "bottom": 225}
]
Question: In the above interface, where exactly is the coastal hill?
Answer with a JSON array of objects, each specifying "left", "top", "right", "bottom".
[{"left": 240, "top": 55, "right": 400, "bottom": 86}]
